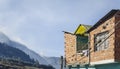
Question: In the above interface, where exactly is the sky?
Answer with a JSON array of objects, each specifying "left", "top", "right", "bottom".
[{"left": 0, "top": 0, "right": 120, "bottom": 57}]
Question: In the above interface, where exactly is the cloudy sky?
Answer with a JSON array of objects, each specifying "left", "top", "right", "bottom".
[{"left": 0, "top": 0, "right": 119, "bottom": 57}]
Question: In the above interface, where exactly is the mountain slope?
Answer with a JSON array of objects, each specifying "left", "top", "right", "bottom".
[
  {"left": 0, "top": 32, "right": 61, "bottom": 69},
  {"left": 0, "top": 32, "right": 49, "bottom": 65},
  {"left": 45, "top": 57, "right": 61, "bottom": 69},
  {"left": 9, "top": 41, "right": 49, "bottom": 65},
  {"left": 0, "top": 43, "right": 34, "bottom": 63},
  {"left": 0, "top": 32, "right": 10, "bottom": 44}
]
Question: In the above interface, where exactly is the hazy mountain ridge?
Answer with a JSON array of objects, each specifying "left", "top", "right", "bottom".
[
  {"left": 0, "top": 32, "right": 49, "bottom": 65},
  {"left": 0, "top": 32, "right": 61, "bottom": 69},
  {"left": 0, "top": 43, "right": 35, "bottom": 63},
  {"left": 45, "top": 57, "right": 61, "bottom": 69}
]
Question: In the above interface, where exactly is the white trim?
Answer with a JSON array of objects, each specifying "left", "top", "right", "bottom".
[{"left": 90, "top": 59, "right": 115, "bottom": 65}]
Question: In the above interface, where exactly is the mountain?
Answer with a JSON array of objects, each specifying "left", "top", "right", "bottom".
[
  {"left": 0, "top": 32, "right": 49, "bottom": 65},
  {"left": 0, "top": 43, "right": 35, "bottom": 63},
  {"left": 9, "top": 41, "right": 50, "bottom": 65},
  {"left": 0, "top": 32, "right": 10, "bottom": 44},
  {"left": 44, "top": 57, "right": 67, "bottom": 69},
  {"left": 0, "top": 32, "right": 61, "bottom": 69},
  {"left": 45, "top": 57, "right": 61, "bottom": 69}
]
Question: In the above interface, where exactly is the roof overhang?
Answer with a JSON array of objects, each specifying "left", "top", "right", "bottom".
[{"left": 87, "top": 9, "right": 119, "bottom": 33}]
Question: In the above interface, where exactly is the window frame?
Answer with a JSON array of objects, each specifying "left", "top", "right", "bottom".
[
  {"left": 76, "top": 35, "right": 88, "bottom": 53},
  {"left": 94, "top": 31, "right": 109, "bottom": 51}
]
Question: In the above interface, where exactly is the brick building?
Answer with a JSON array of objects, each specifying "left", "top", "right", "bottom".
[
  {"left": 64, "top": 24, "right": 91, "bottom": 67},
  {"left": 64, "top": 9, "right": 120, "bottom": 69}
]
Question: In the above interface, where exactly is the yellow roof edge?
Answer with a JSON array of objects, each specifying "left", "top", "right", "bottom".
[
  {"left": 74, "top": 24, "right": 82, "bottom": 34},
  {"left": 74, "top": 24, "right": 92, "bottom": 35}
]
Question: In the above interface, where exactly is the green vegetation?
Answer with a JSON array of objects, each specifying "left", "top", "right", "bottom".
[
  {"left": 0, "top": 43, "right": 55, "bottom": 69},
  {"left": 0, "top": 57, "right": 55, "bottom": 69}
]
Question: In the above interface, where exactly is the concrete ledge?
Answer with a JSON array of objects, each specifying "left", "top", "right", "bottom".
[{"left": 90, "top": 59, "right": 115, "bottom": 65}]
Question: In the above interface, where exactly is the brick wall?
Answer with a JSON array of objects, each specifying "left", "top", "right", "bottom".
[
  {"left": 89, "top": 16, "right": 115, "bottom": 63},
  {"left": 64, "top": 32, "right": 88, "bottom": 65},
  {"left": 115, "top": 11, "right": 120, "bottom": 61},
  {"left": 64, "top": 32, "right": 77, "bottom": 64},
  {"left": 76, "top": 53, "right": 88, "bottom": 65}
]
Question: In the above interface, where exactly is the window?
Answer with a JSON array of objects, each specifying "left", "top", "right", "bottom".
[
  {"left": 76, "top": 35, "right": 88, "bottom": 53},
  {"left": 94, "top": 31, "right": 109, "bottom": 51}
]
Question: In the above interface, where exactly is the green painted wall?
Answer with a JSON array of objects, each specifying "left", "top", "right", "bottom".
[
  {"left": 69, "top": 66, "right": 96, "bottom": 69},
  {"left": 70, "top": 67, "right": 95, "bottom": 69},
  {"left": 95, "top": 63, "right": 120, "bottom": 69},
  {"left": 69, "top": 63, "right": 120, "bottom": 69}
]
